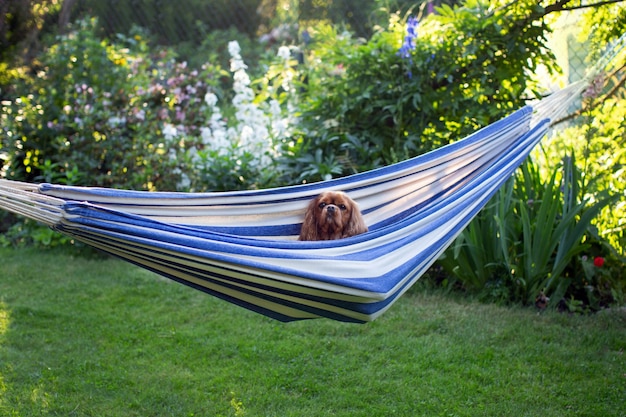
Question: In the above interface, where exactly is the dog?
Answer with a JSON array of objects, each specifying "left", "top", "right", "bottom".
[{"left": 299, "top": 191, "right": 368, "bottom": 241}]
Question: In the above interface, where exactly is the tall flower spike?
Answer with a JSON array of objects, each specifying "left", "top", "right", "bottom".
[
  {"left": 397, "top": 16, "right": 419, "bottom": 78},
  {"left": 398, "top": 16, "right": 419, "bottom": 59}
]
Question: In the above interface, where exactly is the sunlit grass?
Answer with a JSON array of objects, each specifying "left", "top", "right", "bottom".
[{"left": 1, "top": 247, "right": 625, "bottom": 416}]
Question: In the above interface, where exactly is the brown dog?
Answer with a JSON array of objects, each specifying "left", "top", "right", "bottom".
[{"left": 299, "top": 191, "right": 368, "bottom": 241}]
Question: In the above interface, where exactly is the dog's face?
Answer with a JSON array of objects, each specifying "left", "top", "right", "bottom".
[{"left": 299, "top": 191, "right": 368, "bottom": 241}]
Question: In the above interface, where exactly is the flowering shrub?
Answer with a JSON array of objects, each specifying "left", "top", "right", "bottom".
[
  {"left": 175, "top": 41, "right": 297, "bottom": 191},
  {"left": 0, "top": 18, "right": 296, "bottom": 192},
  {"left": 1, "top": 18, "right": 217, "bottom": 190}
]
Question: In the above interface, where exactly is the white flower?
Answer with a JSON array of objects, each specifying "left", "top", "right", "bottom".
[
  {"left": 107, "top": 116, "right": 126, "bottom": 127},
  {"left": 323, "top": 119, "right": 340, "bottom": 129},
  {"left": 277, "top": 46, "right": 291, "bottom": 61},
  {"left": 172, "top": 168, "right": 191, "bottom": 190},
  {"left": 213, "top": 129, "right": 228, "bottom": 150},
  {"left": 230, "top": 58, "right": 248, "bottom": 73},
  {"left": 163, "top": 123, "right": 178, "bottom": 140},
  {"left": 233, "top": 70, "right": 251, "bottom": 87},
  {"left": 282, "top": 70, "right": 294, "bottom": 92},
  {"left": 269, "top": 99, "right": 281, "bottom": 117},
  {"left": 240, "top": 125, "right": 253, "bottom": 146},
  {"left": 188, "top": 39, "right": 302, "bottom": 182},
  {"left": 204, "top": 92, "right": 218, "bottom": 107},
  {"left": 210, "top": 112, "right": 223, "bottom": 125},
  {"left": 186, "top": 147, "right": 199, "bottom": 164},
  {"left": 177, "top": 172, "right": 191, "bottom": 190},
  {"left": 200, "top": 127, "right": 212, "bottom": 144},
  {"left": 228, "top": 41, "right": 241, "bottom": 57}
]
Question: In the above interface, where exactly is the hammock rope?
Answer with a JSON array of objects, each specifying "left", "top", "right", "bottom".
[{"left": 1, "top": 35, "right": 624, "bottom": 322}]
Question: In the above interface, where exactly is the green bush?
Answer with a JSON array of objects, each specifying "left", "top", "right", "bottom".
[
  {"left": 1, "top": 18, "right": 226, "bottom": 190},
  {"left": 285, "top": 2, "right": 557, "bottom": 182},
  {"left": 0, "top": 18, "right": 299, "bottom": 247},
  {"left": 0, "top": 218, "right": 72, "bottom": 249},
  {"left": 1, "top": 17, "right": 303, "bottom": 194}
]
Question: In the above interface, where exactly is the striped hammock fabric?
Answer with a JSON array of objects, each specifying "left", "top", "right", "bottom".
[{"left": 1, "top": 105, "right": 551, "bottom": 322}]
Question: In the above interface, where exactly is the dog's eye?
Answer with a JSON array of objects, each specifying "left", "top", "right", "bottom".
[
  {"left": 339, "top": 204, "right": 347, "bottom": 210},
  {"left": 318, "top": 202, "right": 327, "bottom": 209}
]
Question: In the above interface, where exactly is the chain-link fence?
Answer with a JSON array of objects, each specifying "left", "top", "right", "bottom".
[{"left": 550, "top": 10, "right": 590, "bottom": 84}]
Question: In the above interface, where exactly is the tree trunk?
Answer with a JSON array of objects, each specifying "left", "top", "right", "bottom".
[{"left": 59, "top": 0, "right": 78, "bottom": 33}]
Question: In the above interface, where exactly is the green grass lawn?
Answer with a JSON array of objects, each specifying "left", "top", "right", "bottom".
[{"left": 0, "top": 247, "right": 624, "bottom": 416}]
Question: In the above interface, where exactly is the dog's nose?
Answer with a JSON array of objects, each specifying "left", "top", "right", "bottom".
[{"left": 327, "top": 205, "right": 335, "bottom": 213}]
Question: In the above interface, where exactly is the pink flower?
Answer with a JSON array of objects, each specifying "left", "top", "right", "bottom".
[
  {"left": 582, "top": 74, "right": 605, "bottom": 99},
  {"left": 330, "top": 64, "right": 345, "bottom": 76}
]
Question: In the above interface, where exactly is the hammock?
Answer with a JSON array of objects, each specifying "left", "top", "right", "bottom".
[
  {"left": 1, "top": 38, "right": 622, "bottom": 321},
  {"left": 0, "top": 105, "right": 549, "bottom": 322}
]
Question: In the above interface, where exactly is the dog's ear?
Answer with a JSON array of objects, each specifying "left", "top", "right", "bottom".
[
  {"left": 299, "top": 197, "right": 320, "bottom": 241},
  {"left": 343, "top": 202, "right": 368, "bottom": 238}
]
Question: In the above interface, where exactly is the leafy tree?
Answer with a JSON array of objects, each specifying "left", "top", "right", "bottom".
[
  {"left": 541, "top": 1, "right": 626, "bottom": 255},
  {"left": 0, "top": 0, "right": 62, "bottom": 62}
]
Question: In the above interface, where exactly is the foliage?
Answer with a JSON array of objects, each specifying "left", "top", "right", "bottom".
[
  {"left": 184, "top": 41, "right": 297, "bottom": 191},
  {"left": 0, "top": 18, "right": 297, "bottom": 193},
  {"left": 578, "top": 2, "right": 626, "bottom": 62},
  {"left": 299, "top": 0, "right": 392, "bottom": 38},
  {"left": 430, "top": 1, "right": 626, "bottom": 309},
  {"left": 74, "top": 0, "right": 269, "bottom": 44},
  {"left": 287, "top": 0, "right": 558, "bottom": 183},
  {"left": 0, "top": 217, "right": 72, "bottom": 249},
  {"left": 2, "top": 18, "right": 182, "bottom": 189},
  {"left": 188, "top": 27, "right": 271, "bottom": 77},
  {"left": 536, "top": 95, "right": 626, "bottom": 256},
  {"left": 0, "top": 0, "right": 63, "bottom": 65},
  {"left": 439, "top": 154, "right": 621, "bottom": 309}
]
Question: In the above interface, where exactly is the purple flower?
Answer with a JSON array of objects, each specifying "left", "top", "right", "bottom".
[
  {"left": 582, "top": 74, "right": 605, "bottom": 99},
  {"left": 427, "top": 2, "right": 435, "bottom": 15},
  {"left": 398, "top": 16, "right": 419, "bottom": 78},
  {"left": 398, "top": 16, "right": 418, "bottom": 59}
]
